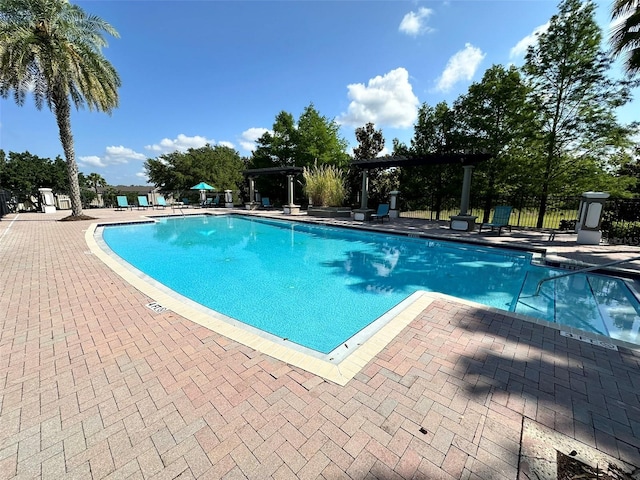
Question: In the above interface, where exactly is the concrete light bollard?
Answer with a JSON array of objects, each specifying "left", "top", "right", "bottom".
[
  {"left": 38, "top": 188, "right": 56, "bottom": 213},
  {"left": 224, "top": 190, "right": 234, "bottom": 208},
  {"left": 576, "top": 191, "right": 609, "bottom": 245}
]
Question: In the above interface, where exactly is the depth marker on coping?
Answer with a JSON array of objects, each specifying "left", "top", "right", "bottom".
[
  {"left": 560, "top": 331, "right": 618, "bottom": 351},
  {"left": 146, "top": 302, "right": 169, "bottom": 314}
]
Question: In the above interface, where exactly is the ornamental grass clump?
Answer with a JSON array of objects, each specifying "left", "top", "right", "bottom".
[{"left": 303, "top": 164, "right": 346, "bottom": 207}]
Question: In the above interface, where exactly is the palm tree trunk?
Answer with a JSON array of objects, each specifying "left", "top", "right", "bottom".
[{"left": 53, "top": 89, "right": 83, "bottom": 217}]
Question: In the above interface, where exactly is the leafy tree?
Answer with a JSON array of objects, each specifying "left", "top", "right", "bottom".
[
  {"left": 0, "top": 0, "right": 121, "bottom": 218},
  {"left": 145, "top": 145, "right": 244, "bottom": 200},
  {"left": 350, "top": 122, "right": 391, "bottom": 206},
  {"left": 86, "top": 172, "right": 107, "bottom": 206},
  {"left": 0, "top": 150, "right": 69, "bottom": 207},
  {"left": 248, "top": 105, "right": 349, "bottom": 203},
  {"left": 402, "top": 102, "right": 463, "bottom": 219},
  {"left": 296, "top": 103, "right": 350, "bottom": 168},
  {"left": 251, "top": 111, "right": 299, "bottom": 169},
  {"left": 610, "top": 0, "right": 640, "bottom": 77},
  {"left": 249, "top": 111, "right": 298, "bottom": 202},
  {"left": 353, "top": 122, "right": 385, "bottom": 160},
  {"left": 523, "top": 0, "right": 636, "bottom": 227},
  {"left": 455, "top": 65, "right": 539, "bottom": 221}
]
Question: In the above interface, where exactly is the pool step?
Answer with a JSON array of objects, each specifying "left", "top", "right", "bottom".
[
  {"left": 588, "top": 276, "right": 640, "bottom": 344},
  {"left": 515, "top": 271, "right": 640, "bottom": 345}
]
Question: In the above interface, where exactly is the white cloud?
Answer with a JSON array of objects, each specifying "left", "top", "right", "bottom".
[
  {"left": 399, "top": 7, "right": 434, "bottom": 36},
  {"left": 337, "top": 68, "right": 419, "bottom": 129},
  {"left": 435, "top": 43, "right": 485, "bottom": 93},
  {"left": 78, "top": 146, "right": 146, "bottom": 169},
  {"left": 509, "top": 22, "right": 550, "bottom": 59},
  {"left": 78, "top": 155, "right": 106, "bottom": 168},
  {"left": 145, "top": 134, "right": 214, "bottom": 154},
  {"left": 105, "top": 146, "right": 146, "bottom": 163},
  {"left": 218, "top": 141, "right": 235, "bottom": 150},
  {"left": 239, "top": 127, "right": 269, "bottom": 152}
]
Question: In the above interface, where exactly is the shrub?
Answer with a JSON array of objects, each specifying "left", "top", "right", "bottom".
[{"left": 303, "top": 164, "right": 346, "bottom": 207}]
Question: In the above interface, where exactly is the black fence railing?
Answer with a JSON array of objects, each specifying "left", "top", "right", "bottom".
[
  {"left": 400, "top": 195, "right": 640, "bottom": 245},
  {"left": 400, "top": 195, "right": 582, "bottom": 230}
]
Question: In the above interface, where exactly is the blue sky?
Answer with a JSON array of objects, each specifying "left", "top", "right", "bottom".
[{"left": 1, "top": 0, "right": 637, "bottom": 186}]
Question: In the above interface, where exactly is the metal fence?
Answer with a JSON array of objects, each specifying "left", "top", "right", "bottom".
[
  {"left": 400, "top": 195, "right": 640, "bottom": 245},
  {"left": 400, "top": 195, "right": 582, "bottom": 230}
]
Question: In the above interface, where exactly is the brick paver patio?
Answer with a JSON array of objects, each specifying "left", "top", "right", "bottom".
[{"left": 1, "top": 208, "right": 639, "bottom": 479}]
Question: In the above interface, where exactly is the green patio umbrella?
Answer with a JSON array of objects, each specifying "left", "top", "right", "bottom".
[{"left": 191, "top": 182, "right": 216, "bottom": 203}]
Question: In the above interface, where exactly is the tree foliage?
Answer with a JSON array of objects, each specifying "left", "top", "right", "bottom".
[
  {"left": 610, "top": 0, "right": 640, "bottom": 77},
  {"left": 0, "top": 0, "right": 121, "bottom": 218},
  {"left": 401, "top": 102, "right": 463, "bottom": 218},
  {"left": 349, "top": 122, "right": 389, "bottom": 206},
  {"left": 248, "top": 104, "right": 349, "bottom": 203},
  {"left": 523, "top": 0, "right": 636, "bottom": 226},
  {"left": 0, "top": 149, "right": 68, "bottom": 207},
  {"left": 145, "top": 145, "right": 245, "bottom": 201},
  {"left": 86, "top": 172, "right": 107, "bottom": 202},
  {"left": 353, "top": 122, "right": 385, "bottom": 161},
  {"left": 454, "top": 65, "right": 539, "bottom": 221}
]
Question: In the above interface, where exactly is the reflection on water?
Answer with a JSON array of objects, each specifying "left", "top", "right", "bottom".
[{"left": 102, "top": 215, "right": 640, "bottom": 350}]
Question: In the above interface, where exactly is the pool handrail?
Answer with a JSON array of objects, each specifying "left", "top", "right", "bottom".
[{"left": 534, "top": 255, "right": 640, "bottom": 296}]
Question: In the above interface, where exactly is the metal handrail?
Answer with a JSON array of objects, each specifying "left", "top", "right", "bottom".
[{"left": 534, "top": 255, "right": 640, "bottom": 296}]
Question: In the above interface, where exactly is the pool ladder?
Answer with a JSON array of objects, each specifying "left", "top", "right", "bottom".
[{"left": 534, "top": 255, "right": 640, "bottom": 296}]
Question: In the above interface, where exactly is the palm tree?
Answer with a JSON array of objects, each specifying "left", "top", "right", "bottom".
[
  {"left": 86, "top": 172, "right": 107, "bottom": 206},
  {"left": 610, "top": 0, "right": 640, "bottom": 76},
  {"left": 0, "top": 0, "right": 121, "bottom": 218}
]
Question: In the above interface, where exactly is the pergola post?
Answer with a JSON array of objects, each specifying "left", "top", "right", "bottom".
[
  {"left": 353, "top": 169, "right": 374, "bottom": 221},
  {"left": 459, "top": 165, "right": 474, "bottom": 215},
  {"left": 244, "top": 176, "right": 259, "bottom": 210},
  {"left": 450, "top": 164, "right": 478, "bottom": 231},
  {"left": 360, "top": 170, "right": 369, "bottom": 210},
  {"left": 283, "top": 174, "right": 300, "bottom": 215}
]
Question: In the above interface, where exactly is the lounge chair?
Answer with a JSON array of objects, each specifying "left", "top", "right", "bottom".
[
  {"left": 181, "top": 198, "right": 191, "bottom": 208},
  {"left": 478, "top": 206, "right": 513, "bottom": 235},
  {"left": 137, "top": 196, "right": 150, "bottom": 210},
  {"left": 371, "top": 203, "right": 390, "bottom": 223},
  {"left": 155, "top": 196, "right": 167, "bottom": 209},
  {"left": 261, "top": 197, "right": 273, "bottom": 209},
  {"left": 115, "top": 195, "right": 133, "bottom": 211}
]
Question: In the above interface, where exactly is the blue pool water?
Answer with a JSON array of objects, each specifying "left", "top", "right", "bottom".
[{"left": 100, "top": 215, "right": 640, "bottom": 352}]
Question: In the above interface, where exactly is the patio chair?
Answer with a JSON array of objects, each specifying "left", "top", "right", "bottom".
[
  {"left": 478, "top": 206, "right": 513, "bottom": 235},
  {"left": 155, "top": 196, "right": 167, "bottom": 209},
  {"left": 370, "top": 203, "right": 390, "bottom": 223},
  {"left": 261, "top": 197, "right": 274, "bottom": 209},
  {"left": 115, "top": 195, "right": 133, "bottom": 211},
  {"left": 181, "top": 198, "right": 191, "bottom": 208},
  {"left": 137, "top": 196, "right": 150, "bottom": 210}
]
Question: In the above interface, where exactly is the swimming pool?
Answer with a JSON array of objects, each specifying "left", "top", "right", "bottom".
[{"left": 98, "top": 214, "right": 640, "bottom": 354}]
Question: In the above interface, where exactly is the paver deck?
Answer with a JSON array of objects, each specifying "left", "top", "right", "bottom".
[{"left": 1, "top": 208, "right": 639, "bottom": 479}]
